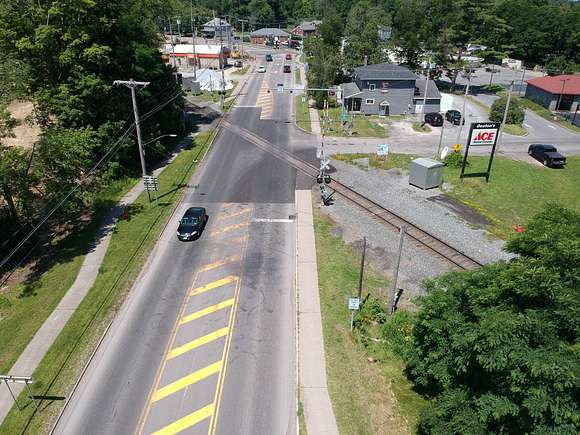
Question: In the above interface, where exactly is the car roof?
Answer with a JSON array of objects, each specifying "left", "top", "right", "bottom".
[
  {"left": 532, "top": 144, "right": 556, "bottom": 149},
  {"left": 183, "top": 207, "right": 205, "bottom": 217},
  {"left": 447, "top": 109, "right": 460, "bottom": 114}
]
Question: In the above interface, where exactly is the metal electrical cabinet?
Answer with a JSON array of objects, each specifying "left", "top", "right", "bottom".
[{"left": 409, "top": 158, "right": 444, "bottom": 189}]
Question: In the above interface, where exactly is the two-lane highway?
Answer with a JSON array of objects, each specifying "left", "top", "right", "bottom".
[{"left": 54, "top": 50, "right": 312, "bottom": 435}]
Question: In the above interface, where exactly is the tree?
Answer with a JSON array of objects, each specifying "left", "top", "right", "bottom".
[
  {"left": 545, "top": 55, "right": 579, "bottom": 75},
  {"left": 343, "top": 0, "right": 390, "bottom": 69},
  {"left": 248, "top": 0, "right": 275, "bottom": 27},
  {"left": 391, "top": 0, "right": 427, "bottom": 69},
  {"left": 388, "top": 204, "right": 580, "bottom": 433},
  {"left": 490, "top": 96, "right": 524, "bottom": 125},
  {"left": 318, "top": 6, "right": 343, "bottom": 48}
]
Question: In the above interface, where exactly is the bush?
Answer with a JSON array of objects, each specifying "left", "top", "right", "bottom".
[
  {"left": 482, "top": 84, "right": 504, "bottom": 94},
  {"left": 490, "top": 96, "right": 525, "bottom": 124},
  {"left": 443, "top": 151, "right": 464, "bottom": 168}
]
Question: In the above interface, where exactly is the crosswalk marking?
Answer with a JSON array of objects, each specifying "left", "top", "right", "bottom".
[
  {"left": 167, "top": 327, "right": 229, "bottom": 360},
  {"left": 190, "top": 275, "right": 238, "bottom": 296},
  {"left": 151, "top": 403, "right": 214, "bottom": 435},
  {"left": 180, "top": 299, "right": 234, "bottom": 325},
  {"left": 152, "top": 361, "right": 223, "bottom": 402}
]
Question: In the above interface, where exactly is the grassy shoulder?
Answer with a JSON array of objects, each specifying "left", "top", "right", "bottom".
[
  {"left": 314, "top": 210, "right": 426, "bottom": 434},
  {"left": 294, "top": 94, "right": 312, "bottom": 133},
  {"left": 505, "top": 94, "right": 580, "bottom": 133},
  {"left": 503, "top": 123, "right": 527, "bottom": 136},
  {"left": 0, "top": 177, "right": 137, "bottom": 375},
  {"left": 333, "top": 152, "right": 580, "bottom": 239},
  {"left": 196, "top": 80, "right": 238, "bottom": 103},
  {"left": 318, "top": 107, "right": 388, "bottom": 138},
  {"left": 231, "top": 65, "right": 250, "bottom": 75},
  {"left": 412, "top": 122, "right": 431, "bottom": 133},
  {"left": 295, "top": 67, "right": 301, "bottom": 84},
  {"left": 0, "top": 130, "right": 216, "bottom": 434}
]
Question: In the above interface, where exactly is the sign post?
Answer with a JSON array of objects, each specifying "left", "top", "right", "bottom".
[
  {"left": 143, "top": 175, "right": 159, "bottom": 205},
  {"left": 348, "top": 296, "right": 361, "bottom": 331},
  {"left": 0, "top": 375, "right": 37, "bottom": 411},
  {"left": 377, "top": 144, "right": 389, "bottom": 162},
  {"left": 460, "top": 122, "right": 501, "bottom": 182}
]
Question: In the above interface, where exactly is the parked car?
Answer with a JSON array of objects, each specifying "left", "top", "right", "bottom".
[
  {"left": 445, "top": 109, "right": 464, "bottom": 125},
  {"left": 424, "top": 112, "right": 443, "bottom": 127},
  {"left": 283, "top": 64, "right": 291, "bottom": 73},
  {"left": 265, "top": 54, "right": 273, "bottom": 61},
  {"left": 527, "top": 144, "right": 566, "bottom": 167},
  {"left": 285, "top": 53, "right": 292, "bottom": 60},
  {"left": 257, "top": 65, "right": 266, "bottom": 73},
  {"left": 177, "top": 207, "right": 208, "bottom": 241},
  {"left": 233, "top": 60, "right": 243, "bottom": 68}
]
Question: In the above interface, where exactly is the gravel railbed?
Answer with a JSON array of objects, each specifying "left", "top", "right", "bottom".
[{"left": 330, "top": 160, "right": 511, "bottom": 265}]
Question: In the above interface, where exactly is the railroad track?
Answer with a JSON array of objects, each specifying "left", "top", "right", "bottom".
[{"left": 222, "top": 120, "right": 483, "bottom": 270}]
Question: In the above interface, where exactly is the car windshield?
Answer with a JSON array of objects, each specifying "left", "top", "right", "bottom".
[{"left": 180, "top": 217, "right": 198, "bottom": 226}]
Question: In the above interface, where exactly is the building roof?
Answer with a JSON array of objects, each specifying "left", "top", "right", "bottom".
[
  {"left": 526, "top": 74, "right": 580, "bottom": 95},
  {"left": 300, "top": 21, "right": 321, "bottom": 32},
  {"left": 164, "top": 44, "right": 225, "bottom": 55},
  {"left": 250, "top": 28, "right": 291, "bottom": 37},
  {"left": 413, "top": 78, "right": 441, "bottom": 100},
  {"left": 203, "top": 18, "right": 230, "bottom": 28},
  {"left": 340, "top": 82, "right": 362, "bottom": 98},
  {"left": 354, "top": 63, "right": 417, "bottom": 80}
]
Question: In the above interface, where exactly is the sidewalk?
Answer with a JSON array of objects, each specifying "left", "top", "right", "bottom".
[
  {"left": 296, "top": 190, "right": 339, "bottom": 435},
  {"left": 0, "top": 134, "right": 197, "bottom": 424}
]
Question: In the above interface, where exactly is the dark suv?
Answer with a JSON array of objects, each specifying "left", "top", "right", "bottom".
[
  {"left": 445, "top": 109, "right": 464, "bottom": 125},
  {"left": 283, "top": 64, "right": 291, "bottom": 73},
  {"left": 528, "top": 144, "right": 566, "bottom": 167},
  {"left": 424, "top": 112, "right": 443, "bottom": 127},
  {"left": 177, "top": 207, "right": 208, "bottom": 241}
]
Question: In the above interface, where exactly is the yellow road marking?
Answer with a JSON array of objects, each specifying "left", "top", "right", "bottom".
[
  {"left": 152, "top": 403, "right": 214, "bottom": 435},
  {"left": 208, "top": 238, "right": 248, "bottom": 434},
  {"left": 197, "top": 256, "right": 241, "bottom": 273},
  {"left": 216, "top": 207, "right": 253, "bottom": 220},
  {"left": 180, "top": 299, "right": 234, "bottom": 325},
  {"left": 191, "top": 275, "right": 238, "bottom": 296},
  {"left": 167, "top": 327, "right": 228, "bottom": 360},
  {"left": 210, "top": 222, "right": 250, "bottom": 236},
  {"left": 152, "top": 361, "right": 223, "bottom": 402}
]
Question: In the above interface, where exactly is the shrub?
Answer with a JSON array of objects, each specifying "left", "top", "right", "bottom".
[
  {"left": 490, "top": 96, "right": 524, "bottom": 124},
  {"left": 443, "top": 151, "right": 464, "bottom": 168}
]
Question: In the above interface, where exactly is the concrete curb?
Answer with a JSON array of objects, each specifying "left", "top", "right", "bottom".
[{"left": 295, "top": 190, "right": 339, "bottom": 435}]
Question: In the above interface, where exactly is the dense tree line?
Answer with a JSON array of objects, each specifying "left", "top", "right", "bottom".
[
  {"left": 382, "top": 204, "right": 580, "bottom": 433},
  {"left": 0, "top": 0, "right": 183, "bottom": 263}
]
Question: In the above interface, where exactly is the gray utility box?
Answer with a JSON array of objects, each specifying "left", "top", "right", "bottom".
[{"left": 409, "top": 158, "right": 444, "bottom": 190}]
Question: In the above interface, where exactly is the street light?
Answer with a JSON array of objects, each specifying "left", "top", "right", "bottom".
[{"left": 143, "top": 134, "right": 177, "bottom": 147}]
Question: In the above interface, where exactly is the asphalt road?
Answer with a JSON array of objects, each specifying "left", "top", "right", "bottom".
[{"left": 54, "top": 49, "right": 308, "bottom": 435}]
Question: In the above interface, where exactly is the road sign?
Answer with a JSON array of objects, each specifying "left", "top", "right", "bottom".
[
  {"left": 440, "top": 146, "right": 450, "bottom": 160},
  {"left": 320, "top": 158, "right": 330, "bottom": 171},
  {"left": 277, "top": 83, "right": 284, "bottom": 93},
  {"left": 377, "top": 144, "right": 389, "bottom": 156},
  {"left": 468, "top": 122, "right": 501, "bottom": 146},
  {"left": 348, "top": 296, "right": 361, "bottom": 310},
  {"left": 143, "top": 175, "right": 159, "bottom": 191},
  {"left": 452, "top": 143, "right": 462, "bottom": 152}
]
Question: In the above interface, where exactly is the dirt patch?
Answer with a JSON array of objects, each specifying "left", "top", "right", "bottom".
[
  {"left": 4, "top": 101, "right": 41, "bottom": 148},
  {"left": 427, "top": 194, "right": 490, "bottom": 227}
]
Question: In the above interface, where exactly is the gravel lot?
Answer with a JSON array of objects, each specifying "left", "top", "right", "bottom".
[{"left": 315, "top": 160, "right": 512, "bottom": 305}]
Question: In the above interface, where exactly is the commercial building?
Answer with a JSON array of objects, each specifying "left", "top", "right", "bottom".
[
  {"left": 525, "top": 74, "right": 580, "bottom": 112},
  {"left": 340, "top": 62, "right": 441, "bottom": 115},
  {"left": 201, "top": 18, "right": 232, "bottom": 39},
  {"left": 162, "top": 44, "right": 229, "bottom": 70},
  {"left": 249, "top": 28, "right": 291, "bottom": 45}
]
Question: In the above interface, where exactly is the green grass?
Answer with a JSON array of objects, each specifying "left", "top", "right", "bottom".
[
  {"left": 294, "top": 67, "right": 301, "bottom": 84},
  {"left": 295, "top": 94, "right": 312, "bottom": 133},
  {"left": 503, "top": 123, "right": 527, "bottom": 136},
  {"left": 412, "top": 122, "right": 432, "bottom": 133},
  {"left": 231, "top": 65, "right": 250, "bottom": 75},
  {"left": 467, "top": 95, "right": 491, "bottom": 112},
  {"left": 0, "top": 176, "right": 137, "bottom": 375},
  {"left": 334, "top": 152, "right": 580, "bottom": 239},
  {"left": 318, "top": 107, "right": 388, "bottom": 138},
  {"left": 196, "top": 80, "right": 238, "bottom": 104},
  {"left": 334, "top": 152, "right": 418, "bottom": 171},
  {"left": 0, "top": 130, "right": 216, "bottom": 434},
  {"left": 314, "top": 211, "right": 426, "bottom": 434}
]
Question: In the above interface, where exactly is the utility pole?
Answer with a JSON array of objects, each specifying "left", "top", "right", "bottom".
[
  {"left": 456, "top": 72, "right": 471, "bottom": 144},
  {"left": 436, "top": 116, "right": 446, "bottom": 158},
  {"left": 190, "top": 2, "right": 197, "bottom": 80},
  {"left": 495, "top": 80, "right": 514, "bottom": 154},
  {"left": 518, "top": 68, "right": 526, "bottom": 96},
  {"left": 556, "top": 78, "right": 570, "bottom": 112},
  {"left": 219, "top": 16, "right": 226, "bottom": 109},
  {"left": 168, "top": 17, "right": 178, "bottom": 83},
  {"left": 238, "top": 19, "right": 248, "bottom": 58},
  {"left": 422, "top": 58, "right": 431, "bottom": 113},
  {"left": 113, "top": 79, "right": 151, "bottom": 202},
  {"left": 358, "top": 237, "right": 366, "bottom": 299},
  {"left": 390, "top": 225, "right": 406, "bottom": 314}
]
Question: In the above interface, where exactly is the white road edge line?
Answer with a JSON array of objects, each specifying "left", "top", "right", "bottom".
[{"left": 253, "top": 218, "right": 294, "bottom": 223}]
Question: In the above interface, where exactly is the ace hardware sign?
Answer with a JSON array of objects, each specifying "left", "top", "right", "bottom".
[{"left": 460, "top": 122, "right": 501, "bottom": 182}]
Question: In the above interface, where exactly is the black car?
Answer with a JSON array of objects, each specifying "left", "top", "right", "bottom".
[
  {"left": 445, "top": 109, "right": 464, "bottom": 125},
  {"left": 424, "top": 112, "right": 443, "bottom": 127},
  {"left": 177, "top": 207, "right": 208, "bottom": 241},
  {"left": 283, "top": 64, "right": 291, "bottom": 73},
  {"left": 265, "top": 54, "right": 273, "bottom": 61},
  {"left": 528, "top": 144, "right": 566, "bottom": 167}
]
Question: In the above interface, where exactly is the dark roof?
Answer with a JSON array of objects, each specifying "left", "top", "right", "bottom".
[
  {"left": 526, "top": 74, "right": 580, "bottom": 95},
  {"left": 340, "top": 82, "right": 362, "bottom": 98},
  {"left": 300, "top": 21, "right": 321, "bottom": 31},
  {"left": 413, "top": 78, "right": 441, "bottom": 99},
  {"left": 250, "top": 28, "right": 290, "bottom": 37},
  {"left": 354, "top": 63, "right": 417, "bottom": 80},
  {"left": 203, "top": 18, "right": 230, "bottom": 28}
]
